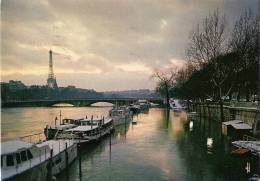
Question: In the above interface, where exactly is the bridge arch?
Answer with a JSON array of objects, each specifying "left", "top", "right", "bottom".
[{"left": 90, "top": 102, "right": 114, "bottom": 107}]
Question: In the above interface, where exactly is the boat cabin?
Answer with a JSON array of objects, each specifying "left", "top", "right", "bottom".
[
  {"left": 222, "top": 120, "right": 243, "bottom": 135},
  {"left": 1, "top": 140, "right": 51, "bottom": 180},
  {"left": 222, "top": 120, "right": 252, "bottom": 139}
]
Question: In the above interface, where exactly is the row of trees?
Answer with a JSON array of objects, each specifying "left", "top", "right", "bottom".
[{"left": 154, "top": 9, "right": 259, "bottom": 121}]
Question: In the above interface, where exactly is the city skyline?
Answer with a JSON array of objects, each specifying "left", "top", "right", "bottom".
[{"left": 2, "top": 0, "right": 258, "bottom": 91}]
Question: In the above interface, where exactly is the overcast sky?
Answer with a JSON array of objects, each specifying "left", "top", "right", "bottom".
[{"left": 1, "top": 0, "right": 258, "bottom": 91}]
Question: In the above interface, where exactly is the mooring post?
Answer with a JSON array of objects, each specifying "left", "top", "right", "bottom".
[
  {"left": 65, "top": 142, "right": 68, "bottom": 176},
  {"left": 125, "top": 115, "right": 127, "bottom": 134},
  {"left": 109, "top": 131, "right": 112, "bottom": 164},
  {"left": 77, "top": 143, "right": 82, "bottom": 178},
  {"left": 46, "top": 149, "right": 53, "bottom": 181}
]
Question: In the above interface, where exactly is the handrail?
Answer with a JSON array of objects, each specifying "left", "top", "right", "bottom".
[
  {"left": 19, "top": 132, "right": 45, "bottom": 144},
  {"left": 243, "top": 135, "right": 258, "bottom": 141},
  {"left": 19, "top": 132, "right": 43, "bottom": 139}
]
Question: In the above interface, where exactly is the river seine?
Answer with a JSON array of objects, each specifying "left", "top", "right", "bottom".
[{"left": 1, "top": 106, "right": 259, "bottom": 180}]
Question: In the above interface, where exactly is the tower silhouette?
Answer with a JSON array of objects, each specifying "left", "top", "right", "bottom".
[{"left": 47, "top": 50, "right": 58, "bottom": 88}]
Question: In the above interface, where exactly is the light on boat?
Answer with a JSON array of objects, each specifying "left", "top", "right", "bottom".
[{"left": 189, "top": 121, "right": 193, "bottom": 131}]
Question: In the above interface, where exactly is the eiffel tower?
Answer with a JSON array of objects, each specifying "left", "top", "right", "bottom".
[{"left": 47, "top": 50, "right": 58, "bottom": 88}]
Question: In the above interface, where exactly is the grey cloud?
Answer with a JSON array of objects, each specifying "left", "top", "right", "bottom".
[{"left": 1, "top": 0, "right": 258, "bottom": 90}]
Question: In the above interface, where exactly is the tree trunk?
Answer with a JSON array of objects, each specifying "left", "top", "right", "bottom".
[
  {"left": 220, "top": 99, "right": 224, "bottom": 122},
  {"left": 165, "top": 84, "right": 170, "bottom": 109},
  {"left": 246, "top": 89, "right": 250, "bottom": 102},
  {"left": 237, "top": 87, "right": 241, "bottom": 102},
  {"left": 219, "top": 87, "right": 224, "bottom": 122}
]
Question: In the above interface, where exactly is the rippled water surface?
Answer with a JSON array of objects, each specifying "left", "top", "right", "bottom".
[{"left": 1, "top": 107, "right": 259, "bottom": 180}]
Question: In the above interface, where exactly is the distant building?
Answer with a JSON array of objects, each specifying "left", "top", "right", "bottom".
[
  {"left": 47, "top": 50, "right": 58, "bottom": 88},
  {"left": 1, "top": 80, "right": 27, "bottom": 90}
]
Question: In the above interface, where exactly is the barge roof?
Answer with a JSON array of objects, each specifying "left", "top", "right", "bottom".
[
  {"left": 222, "top": 120, "right": 243, "bottom": 126},
  {"left": 2, "top": 140, "right": 32, "bottom": 155},
  {"left": 232, "top": 123, "right": 252, "bottom": 130}
]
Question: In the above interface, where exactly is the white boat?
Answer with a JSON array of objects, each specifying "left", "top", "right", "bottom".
[
  {"left": 109, "top": 106, "right": 132, "bottom": 126},
  {"left": 136, "top": 100, "right": 149, "bottom": 112},
  {"left": 170, "top": 99, "right": 183, "bottom": 112},
  {"left": 56, "top": 117, "right": 114, "bottom": 144},
  {"left": 44, "top": 117, "right": 84, "bottom": 140},
  {"left": 1, "top": 137, "right": 77, "bottom": 181}
]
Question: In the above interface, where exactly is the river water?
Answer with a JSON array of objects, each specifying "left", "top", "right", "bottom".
[{"left": 1, "top": 107, "right": 259, "bottom": 180}]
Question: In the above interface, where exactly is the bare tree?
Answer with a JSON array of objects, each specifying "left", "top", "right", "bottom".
[
  {"left": 186, "top": 10, "right": 226, "bottom": 67},
  {"left": 229, "top": 9, "right": 259, "bottom": 101},
  {"left": 153, "top": 71, "right": 176, "bottom": 108},
  {"left": 186, "top": 9, "right": 237, "bottom": 121},
  {"left": 230, "top": 9, "right": 258, "bottom": 62}
]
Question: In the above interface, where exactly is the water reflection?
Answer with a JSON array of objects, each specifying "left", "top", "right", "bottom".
[
  {"left": 206, "top": 137, "right": 214, "bottom": 154},
  {"left": 189, "top": 121, "right": 193, "bottom": 131}
]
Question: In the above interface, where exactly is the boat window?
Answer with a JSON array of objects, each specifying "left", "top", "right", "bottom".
[
  {"left": 21, "top": 151, "right": 27, "bottom": 161},
  {"left": 16, "top": 153, "right": 21, "bottom": 164},
  {"left": 6, "top": 155, "right": 14, "bottom": 166},
  {"left": 1, "top": 156, "right": 3, "bottom": 167},
  {"left": 27, "top": 150, "right": 33, "bottom": 159}
]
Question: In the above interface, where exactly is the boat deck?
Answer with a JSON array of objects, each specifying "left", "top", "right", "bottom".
[{"left": 232, "top": 141, "right": 260, "bottom": 156}]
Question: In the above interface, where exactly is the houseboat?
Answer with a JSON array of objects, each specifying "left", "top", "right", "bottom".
[
  {"left": 109, "top": 106, "right": 132, "bottom": 126},
  {"left": 222, "top": 120, "right": 252, "bottom": 138},
  {"left": 1, "top": 136, "right": 77, "bottom": 181},
  {"left": 136, "top": 100, "right": 150, "bottom": 112},
  {"left": 56, "top": 117, "right": 114, "bottom": 145},
  {"left": 44, "top": 117, "right": 84, "bottom": 140},
  {"left": 129, "top": 104, "right": 141, "bottom": 114}
]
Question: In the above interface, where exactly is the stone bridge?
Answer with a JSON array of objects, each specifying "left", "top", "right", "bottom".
[{"left": 2, "top": 98, "right": 163, "bottom": 107}]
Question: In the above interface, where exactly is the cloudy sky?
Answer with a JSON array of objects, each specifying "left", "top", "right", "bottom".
[{"left": 1, "top": 0, "right": 258, "bottom": 91}]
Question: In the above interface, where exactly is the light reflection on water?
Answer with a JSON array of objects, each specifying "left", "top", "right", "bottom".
[{"left": 1, "top": 107, "right": 259, "bottom": 180}]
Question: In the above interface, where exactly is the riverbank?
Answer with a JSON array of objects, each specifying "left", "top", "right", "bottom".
[{"left": 188, "top": 102, "right": 260, "bottom": 127}]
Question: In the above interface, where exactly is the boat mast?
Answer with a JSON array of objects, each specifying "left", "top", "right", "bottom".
[{"left": 60, "top": 110, "right": 62, "bottom": 125}]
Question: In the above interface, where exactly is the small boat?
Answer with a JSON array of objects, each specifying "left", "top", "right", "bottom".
[
  {"left": 230, "top": 148, "right": 250, "bottom": 156},
  {"left": 1, "top": 135, "right": 77, "bottom": 181}
]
